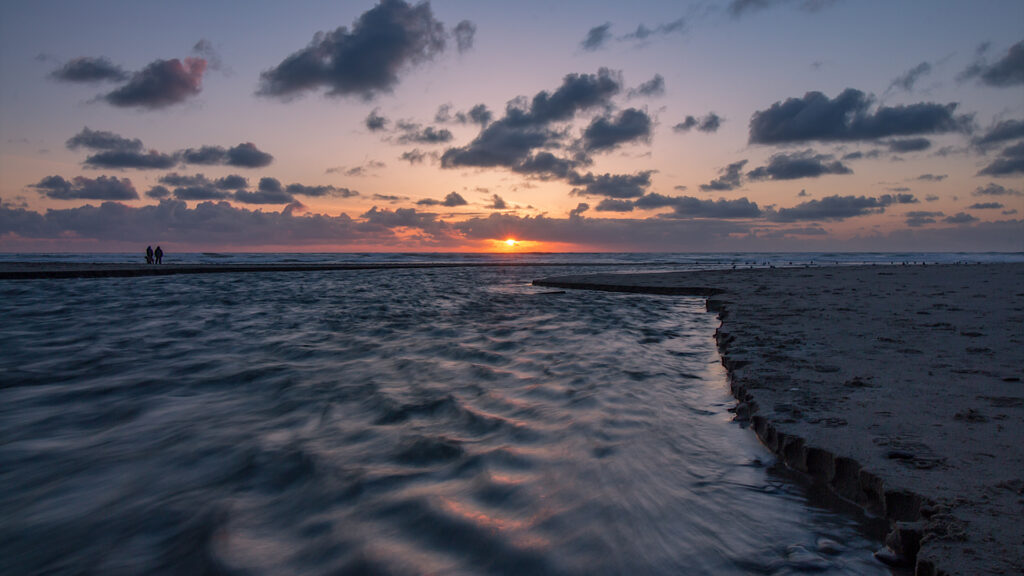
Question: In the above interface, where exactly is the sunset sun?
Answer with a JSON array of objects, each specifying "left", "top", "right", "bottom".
[{"left": 505, "top": 238, "right": 517, "bottom": 247}]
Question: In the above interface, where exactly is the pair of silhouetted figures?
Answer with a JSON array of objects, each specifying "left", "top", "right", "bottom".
[{"left": 145, "top": 245, "right": 164, "bottom": 264}]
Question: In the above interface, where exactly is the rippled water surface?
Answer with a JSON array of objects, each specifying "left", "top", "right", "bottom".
[{"left": 1, "top": 266, "right": 890, "bottom": 575}]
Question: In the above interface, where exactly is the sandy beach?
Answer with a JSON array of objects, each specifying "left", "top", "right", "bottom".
[{"left": 535, "top": 263, "right": 1024, "bottom": 575}]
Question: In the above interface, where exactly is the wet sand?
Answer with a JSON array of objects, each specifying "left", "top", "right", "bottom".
[{"left": 535, "top": 263, "right": 1024, "bottom": 575}]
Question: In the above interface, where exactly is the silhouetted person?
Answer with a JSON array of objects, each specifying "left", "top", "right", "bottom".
[
  {"left": 154, "top": 246, "right": 163, "bottom": 264},
  {"left": 145, "top": 246, "right": 154, "bottom": 264}
]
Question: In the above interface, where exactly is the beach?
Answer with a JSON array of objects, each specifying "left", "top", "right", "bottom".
[{"left": 535, "top": 263, "right": 1024, "bottom": 575}]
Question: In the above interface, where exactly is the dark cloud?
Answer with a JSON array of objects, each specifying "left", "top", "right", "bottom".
[
  {"left": 973, "top": 118, "right": 1024, "bottom": 148},
  {"left": 621, "top": 18, "right": 686, "bottom": 42},
  {"left": 83, "top": 150, "right": 178, "bottom": 170},
  {"left": 180, "top": 142, "right": 273, "bottom": 168},
  {"left": 66, "top": 127, "right": 142, "bottom": 152},
  {"left": 465, "top": 104, "right": 492, "bottom": 126},
  {"left": 441, "top": 68, "right": 621, "bottom": 171},
  {"left": 453, "top": 20, "right": 476, "bottom": 53},
  {"left": 890, "top": 62, "right": 931, "bottom": 92},
  {"left": 400, "top": 149, "right": 430, "bottom": 164},
  {"left": 646, "top": 195, "right": 762, "bottom": 219},
  {"left": 582, "top": 108, "right": 652, "bottom": 152},
  {"left": 397, "top": 124, "right": 454, "bottom": 144},
  {"left": 569, "top": 171, "right": 653, "bottom": 199},
  {"left": 50, "top": 57, "right": 128, "bottom": 83},
  {"left": 192, "top": 39, "right": 225, "bottom": 73},
  {"left": 700, "top": 160, "right": 747, "bottom": 191},
  {"left": 569, "top": 203, "right": 590, "bottom": 218},
  {"left": 366, "top": 109, "right": 389, "bottom": 131},
  {"left": 172, "top": 185, "right": 231, "bottom": 201},
  {"left": 925, "top": 194, "right": 940, "bottom": 202},
  {"left": 748, "top": 88, "right": 968, "bottom": 144},
  {"left": 159, "top": 173, "right": 212, "bottom": 187},
  {"left": 977, "top": 141, "right": 1024, "bottom": 176},
  {"left": 960, "top": 40, "right": 1024, "bottom": 87},
  {"left": 973, "top": 182, "right": 1022, "bottom": 197},
  {"left": 105, "top": 58, "right": 206, "bottom": 109},
  {"left": 486, "top": 194, "right": 507, "bottom": 210},
  {"left": 30, "top": 175, "right": 138, "bottom": 200},
  {"left": 747, "top": 150, "right": 852, "bottom": 180},
  {"left": 628, "top": 74, "right": 665, "bottom": 98},
  {"left": 968, "top": 202, "right": 1004, "bottom": 209},
  {"left": 595, "top": 198, "right": 635, "bottom": 212},
  {"left": 905, "top": 211, "right": 944, "bottom": 227},
  {"left": 146, "top": 185, "right": 171, "bottom": 200},
  {"left": 286, "top": 183, "right": 359, "bottom": 198},
  {"left": 768, "top": 193, "right": 915, "bottom": 222},
  {"left": 887, "top": 187, "right": 912, "bottom": 192},
  {"left": 361, "top": 206, "right": 445, "bottom": 233},
  {"left": 215, "top": 175, "right": 249, "bottom": 190},
  {"left": 257, "top": 0, "right": 448, "bottom": 100},
  {"left": 417, "top": 191, "right": 467, "bottom": 207},
  {"left": 673, "top": 113, "right": 721, "bottom": 133},
  {"left": 0, "top": 199, "right": 385, "bottom": 247},
  {"left": 372, "top": 194, "right": 406, "bottom": 203},
  {"left": 435, "top": 103, "right": 492, "bottom": 126},
  {"left": 886, "top": 137, "right": 931, "bottom": 153},
  {"left": 728, "top": 0, "right": 838, "bottom": 17},
  {"left": 944, "top": 212, "right": 979, "bottom": 224},
  {"left": 234, "top": 189, "right": 294, "bottom": 204},
  {"left": 917, "top": 173, "right": 947, "bottom": 181},
  {"left": 841, "top": 149, "right": 881, "bottom": 161},
  {"left": 331, "top": 160, "right": 386, "bottom": 176},
  {"left": 581, "top": 23, "right": 613, "bottom": 51},
  {"left": 228, "top": 142, "right": 274, "bottom": 168}
]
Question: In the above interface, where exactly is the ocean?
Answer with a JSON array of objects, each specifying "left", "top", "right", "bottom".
[{"left": 5, "top": 252, "right": 1016, "bottom": 574}]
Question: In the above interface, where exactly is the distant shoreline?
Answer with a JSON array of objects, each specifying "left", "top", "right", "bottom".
[{"left": 535, "top": 263, "right": 1024, "bottom": 575}]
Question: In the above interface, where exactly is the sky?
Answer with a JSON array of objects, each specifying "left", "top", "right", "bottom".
[{"left": 1, "top": 0, "right": 1022, "bottom": 253}]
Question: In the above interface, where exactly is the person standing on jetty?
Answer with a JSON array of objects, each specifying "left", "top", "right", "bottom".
[
  {"left": 154, "top": 246, "right": 163, "bottom": 264},
  {"left": 145, "top": 246, "right": 154, "bottom": 264}
]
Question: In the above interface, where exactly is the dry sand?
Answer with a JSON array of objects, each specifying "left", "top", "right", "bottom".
[{"left": 535, "top": 263, "right": 1024, "bottom": 576}]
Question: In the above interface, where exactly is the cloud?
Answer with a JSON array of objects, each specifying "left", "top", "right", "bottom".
[
  {"left": 83, "top": 150, "right": 178, "bottom": 170},
  {"left": 397, "top": 123, "right": 454, "bottom": 144},
  {"left": 968, "top": 202, "right": 1004, "bottom": 209},
  {"left": 960, "top": 40, "right": 1024, "bottom": 87},
  {"left": 366, "top": 109, "right": 389, "bottom": 131},
  {"left": 400, "top": 149, "right": 430, "bottom": 164},
  {"left": 581, "top": 23, "right": 612, "bottom": 51},
  {"left": 905, "top": 210, "right": 944, "bottom": 227},
  {"left": 977, "top": 141, "right": 1024, "bottom": 176},
  {"left": 30, "top": 175, "right": 138, "bottom": 200},
  {"left": 372, "top": 193, "right": 406, "bottom": 203},
  {"left": 146, "top": 185, "right": 171, "bottom": 200},
  {"left": 673, "top": 113, "right": 721, "bottom": 133},
  {"left": 886, "top": 137, "right": 931, "bottom": 153},
  {"left": 486, "top": 194, "right": 507, "bottom": 210},
  {"left": 435, "top": 103, "right": 492, "bottom": 126},
  {"left": 972, "top": 182, "right": 1022, "bottom": 197},
  {"left": 332, "top": 160, "right": 386, "bottom": 176},
  {"left": 728, "top": 0, "right": 838, "bottom": 18},
  {"left": 417, "top": 191, "right": 467, "bottom": 207},
  {"left": 700, "top": 159, "right": 747, "bottom": 191},
  {"left": 257, "top": 0, "right": 449, "bottom": 100},
  {"left": 917, "top": 173, "right": 947, "bottom": 181},
  {"left": 582, "top": 108, "right": 652, "bottom": 152},
  {"left": 621, "top": 18, "right": 686, "bottom": 42},
  {"left": 973, "top": 118, "right": 1024, "bottom": 148},
  {"left": 50, "top": 57, "right": 128, "bottom": 83},
  {"left": 66, "top": 127, "right": 142, "bottom": 152},
  {"left": 192, "top": 39, "right": 225, "bottom": 73},
  {"left": 361, "top": 206, "right": 446, "bottom": 234},
  {"left": 453, "top": 20, "right": 476, "bottom": 53},
  {"left": 944, "top": 212, "right": 979, "bottom": 224},
  {"left": 748, "top": 88, "right": 969, "bottom": 144},
  {"left": 105, "top": 58, "right": 206, "bottom": 109},
  {"left": 653, "top": 196, "right": 763, "bottom": 219},
  {"left": 234, "top": 186, "right": 294, "bottom": 205},
  {"left": 628, "top": 74, "right": 665, "bottom": 98},
  {"left": 569, "top": 203, "right": 590, "bottom": 218},
  {"left": 890, "top": 62, "right": 932, "bottom": 92},
  {"left": 159, "top": 173, "right": 234, "bottom": 201},
  {"left": 180, "top": 142, "right": 274, "bottom": 168},
  {"left": 569, "top": 171, "right": 653, "bottom": 199},
  {"left": 747, "top": 150, "right": 852, "bottom": 180},
  {"left": 441, "top": 68, "right": 621, "bottom": 171},
  {"left": 841, "top": 149, "right": 881, "bottom": 161},
  {"left": 285, "top": 183, "right": 359, "bottom": 198},
  {"left": 216, "top": 175, "right": 249, "bottom": 190},
  {"left": 1, "top": 199, "right": 387, "bottom": 247},
  {"left": 595, "top": 198, "right": 635, "bottom": 212},
  {"left": 768, "top": 193, "right": 915, "bottom": 221}
]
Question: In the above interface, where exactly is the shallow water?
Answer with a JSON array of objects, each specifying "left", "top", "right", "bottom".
[{"left": 0, "top": 266, "right": 891, "bottom": 575}]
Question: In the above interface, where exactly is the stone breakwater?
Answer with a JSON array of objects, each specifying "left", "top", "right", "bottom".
[{"left": 535, "top": 263, "right": 1024, "bottom": 576}]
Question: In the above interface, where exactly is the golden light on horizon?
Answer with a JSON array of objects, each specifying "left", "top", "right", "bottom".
[{"left": 505, "top": 238, "right": 517, "bottom": 247}]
